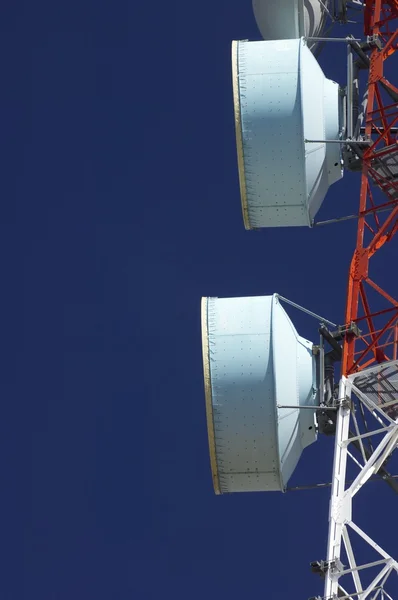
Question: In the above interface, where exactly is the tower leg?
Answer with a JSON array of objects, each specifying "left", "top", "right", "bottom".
[
  {"left": 324, "top": 378, "right": 351, "bottom": 599},
  {"left": 322, "top": 365, "right": 398, "bottom": 600}
]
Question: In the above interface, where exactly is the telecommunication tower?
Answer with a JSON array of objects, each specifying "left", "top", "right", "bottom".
[{"left": 200, "top": 1, "right": 398, "bottom": 598}]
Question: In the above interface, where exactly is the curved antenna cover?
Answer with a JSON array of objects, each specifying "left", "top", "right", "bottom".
[
  {"left": 201, "top": 295, "right": 318, "bottom": 494},
  {"left": 252, "top": 0, "right": 328, "bottom": 42},
  {"left": 232, "top": 38, "right": 343, "bottom": 229}
]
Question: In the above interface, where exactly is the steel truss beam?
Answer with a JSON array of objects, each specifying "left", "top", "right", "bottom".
[
  {"left": 343, "top": 0, "right": 398, "bottom": 376},
  {"left": 322, "top": 363, "right": 398, "bottom": 600}
]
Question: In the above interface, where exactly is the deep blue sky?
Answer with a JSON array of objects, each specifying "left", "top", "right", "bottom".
[{"left": 1, "top": 2, "right": 398, "bottom": 599}]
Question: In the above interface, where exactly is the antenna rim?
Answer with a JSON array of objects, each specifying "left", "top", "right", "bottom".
[
  {"left": 231, "top": 41, "right": 252, "bottom": 231},
  {"left": 201, "top": 297, "right": 221, "bottom": 495}
]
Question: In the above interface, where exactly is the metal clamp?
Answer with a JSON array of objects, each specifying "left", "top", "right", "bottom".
[
  {"left": 335, "top": 321, "right": 361, "bottom": 339},
  {"left": 337, "top": 395, "right": 351, "bottom": 410},
  {"left": 367, "top": 34, "right": 383, "bottom": 50},
  {"left": 310, "top": 559, "right": 343, "bottom": 578}
]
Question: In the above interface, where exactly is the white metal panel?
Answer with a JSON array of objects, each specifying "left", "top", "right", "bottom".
[
  {"left": 233, "top": 39, "right": 307, "bottom": 228},
  {"left": 300, "top": 46, "right": 343, "bottom": 221},
  {"left": 201, "top": 294, "right": 318, "bottom": 494},
  {"left": 202, "top": 295, "right": 278, "bottom": 493},
  {"left": 324, "top": 78, "right": 344, "bottom": 186},
  {"left": 232, "top": 38, "right": 343, "bottom": 229},
  {"left": 272, "top": 296, "right": 317, "bottom": 488},
  {"left": 300, "top": 42, "right": 329, "bottom": 222}
]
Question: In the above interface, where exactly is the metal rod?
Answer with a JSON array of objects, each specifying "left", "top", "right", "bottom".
[
  {"left": 305, "top": 37, "right": 362, "bottom": 42},
  {"left": 347, "top": 42, "right": 353, "bottom": 139},
  {"left": 304, "top": 139, "right": 371, "bottom": 144},
  {"left": 359, "top": 400, "right": 374, "bottom": 454},
  {"left": 318, "top": 0, "right": 334, "bottom": 22},
  {"left": 277, "top": 404, "right": 337, "bottom": 410},
  {"left": 314, "top": 204, "right": 398, "bottom": 227},
  {"left": 360, "top": 127, "right": 398, "bottom": 134},
  {"left": 344, "top": 424, "right": 395, "bottom": 444},
  {"left": 338, "top": 559, "right": 388, "bottom": 576},
  {"left": 275, "top": 294, "right": 337, "bottom": 327},
  {"left": 332, "top": 586, "right": 383, "bottom": 600},
  {"left": 342, "top": 528, "right": 363, "bottom": 594},
  {"left": 342, "top": 92, "right": 347, "bottom": 138},
  {"left": 287, "top": 474, "right": 398, "bottom": 492},
  {"left": 347, "top": 448, "right": 364, "bottom": 470},
  {"left": 315, "top": 214, "right": 359, "bottom": 226},
  {"left": 320, "top": 331, "right": 325, "bottom": 406},
  {"left": 378, "top": 397, "right": 398, "bottom": 409},
  {"left": 394, "top": 326, "right": 398, "bottom": 361},
  {"left": 351, "top": 407, "right": 367, "bottom": 465}
]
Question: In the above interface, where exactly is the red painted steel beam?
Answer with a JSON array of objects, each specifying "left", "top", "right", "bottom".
[{"left": 342, "top": 0, "right": 398, "bottom": 375}]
